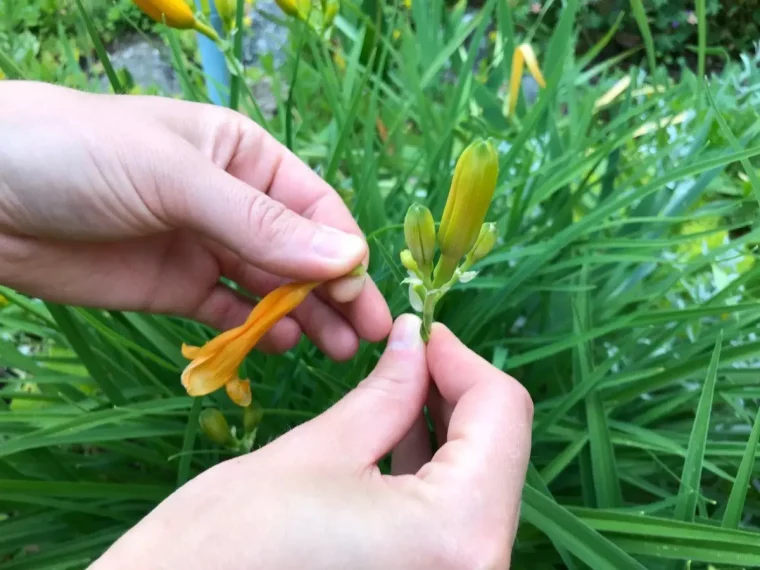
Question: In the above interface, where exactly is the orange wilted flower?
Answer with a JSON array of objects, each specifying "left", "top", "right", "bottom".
[
  {"left": 506, "top": 43, "right": 546, "bottom": 116},
  {"left": 181, "top": 280, "right": 319, "bottom": 406}
]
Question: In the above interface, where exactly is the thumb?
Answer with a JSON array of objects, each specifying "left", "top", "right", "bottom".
[
  {"left": 164, "top": 142, "right": 367, "bottom": 282},
  {"left": 301, "top": 314, "right": 429, "bottom": 470}
]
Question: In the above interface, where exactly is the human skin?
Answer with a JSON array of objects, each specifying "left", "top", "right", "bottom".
[
  {"left": 0, "top": 81, "right": 533, "bottom": 569},
  {"left": 89, "top": 316, "right": 533, "bottom": 570},
  {"left": 0, "top": 80, "right": 391, "bottom": 360}
]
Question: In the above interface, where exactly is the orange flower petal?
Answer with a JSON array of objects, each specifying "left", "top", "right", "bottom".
[
  {"left": 225, "top": 377, "right": 252, "bottom": 407},
  {"left": 180, "top": 281, "right": 320, "bottom": 400},
  {"left": 181, "top": 343, "right": 202, "bottom": 359}
]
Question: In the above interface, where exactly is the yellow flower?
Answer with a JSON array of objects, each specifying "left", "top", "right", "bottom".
[
  {"left": 132, "top": 0, "right": 219, "bottom": 40},
  {"left": 506, "top": 43, "right": 546, "bottom": 116},
  {"left": 181, "top": 280, "right": 319, "bottom": 406},
  {"left": 434, "top": 139, "right": 499, "bottom": 285}
]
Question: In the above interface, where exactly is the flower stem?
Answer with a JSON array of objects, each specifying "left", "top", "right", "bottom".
[
  {"left": 433, "top": 254, "right": 459, "bottom": 288},
  {"left": 421, "top": 292, "right": 436, "bottom": 343}
]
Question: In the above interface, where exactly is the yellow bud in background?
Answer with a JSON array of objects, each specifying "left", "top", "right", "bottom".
[
  {"left": 400, "top": 249, "right": 419, "bottom": 273},
  {"left": 199, "top": 408, "right": 235, "bottom": 447},
  {"left": 275, "top": 0, "right": 303, "bottom": 17},
  {"left": 132, "top": 0, "right": 219, "bottom": 40},
  {"left": 404, "top": 203, "right": 436, "bottom": 270},
  {"left": 214, "top": 0, "right": 236, "bottom": 30},
  {"left": 243, "top": 400, "right": 264, "bottom": 435},
  {"left": 435, "top": 139, "right": 499, "bottom": 284},
  {"left": 324, "top": 0, "right": 339, "bottom": 27},
  {"left": 469, "top": 222, "right": 498, "bottom": 262}
]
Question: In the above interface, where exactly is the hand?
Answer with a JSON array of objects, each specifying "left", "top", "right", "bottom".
[
  {"left": 89, "top": 316, "right": 533, "bottom": 570},
  {"left": 0, "top": 81, "right": 391, "bottom": 360}
]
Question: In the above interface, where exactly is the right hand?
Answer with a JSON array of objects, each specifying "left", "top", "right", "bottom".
[{"left": 90, "top": 316, "right": 534, "bottom": 570}]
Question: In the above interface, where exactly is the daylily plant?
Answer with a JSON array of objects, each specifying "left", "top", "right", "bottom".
[{"left": 400, "top": 138, "right": 500, "bottom": 341}]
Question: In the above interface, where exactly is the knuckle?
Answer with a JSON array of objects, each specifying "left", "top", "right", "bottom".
[
  {"left": 246, "top": 192, "right": 293, "bottom": 242},
  {"left": 498, "top": 374, "right": 534, "bottom": 423}
]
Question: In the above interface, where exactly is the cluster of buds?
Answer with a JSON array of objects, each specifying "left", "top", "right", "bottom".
[
  {"left": 198, "top": 400, "right": 263, "bottom": 453},
  {"left": 400, "top": 138, "right": 500, "bottom": 340}
]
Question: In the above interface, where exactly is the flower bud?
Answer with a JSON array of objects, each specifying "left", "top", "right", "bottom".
[
  {"left": 404, "top": 203, "right": 436, "bottom": 270},
  {"left": 132, "top": 0, "right": 219, "bottom": 40},
  {"left": 400, "top": 249, "right": 419, "bottom": 273},
  {"left": 199, "top": 408, "right": 235, "bottom": 447},
  {"left": 274, "top": 0, "right": 303, "bottom": 18},
  {"left": 323, "top": 0, "right": 339, "bottom": 27},
  {"left": 214, "top": 0, "right": 236, "bottom": 30},
  {"left": 435, "top": 139, "right": 498, "bottom": 283},
  {"left": 469, "top": 223, "right": 498, "bottom": 262},
  {"left": 243, "top": 400, "right": 264, "bottom": 435}
]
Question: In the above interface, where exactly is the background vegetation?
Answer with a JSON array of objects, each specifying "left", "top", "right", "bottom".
[{"left": 3, "top": 0, "right": 760, "bottom": 568}]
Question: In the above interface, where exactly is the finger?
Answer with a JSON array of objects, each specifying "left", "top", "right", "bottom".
[
  {"left": 425, "top": 384, "right": 452, "bottom": 449},
  {"left": 122, "top": 98, "right": 391, "bottom": 338},
  {"left": 420, "top": 324, "right": 533, "bottom": 503},
  {"left": 391, "top": 413, "right": 433, "bottom": 476},
  {"left": 295, "top": 314, "right": 428, "bottom": 470}
]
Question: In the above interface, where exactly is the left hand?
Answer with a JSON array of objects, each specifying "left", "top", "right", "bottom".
[{"left": 0, "top": 81, "right": 391, "bottom": 360}]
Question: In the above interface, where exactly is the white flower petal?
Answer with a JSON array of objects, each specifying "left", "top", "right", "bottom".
[
  {"left": 458, "top": 271, "right": 479, "bottom": 283},
  {"left": 408, "top": 284, "right": 424, "bottom": 312}
]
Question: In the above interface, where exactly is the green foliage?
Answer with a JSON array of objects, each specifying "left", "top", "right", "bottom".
[
  {"left": 515, "top": 0, "right": 760, "bottom": 65},
  {"left": 3, "top": 0, "right": 760, "bottom": 568},
  {"left": 0, "top": 0, "right": 153, "bottom": 84}
]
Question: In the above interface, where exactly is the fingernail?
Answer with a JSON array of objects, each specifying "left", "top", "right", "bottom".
[
  {"left": 328, "top": 275, "right": 367, "bottom": 304},
  {"left": 387, "top": 314, "right": 422, "bottom": 351},
  {"left": 311, "top": 227, "right": 366, "bottom": 261}
]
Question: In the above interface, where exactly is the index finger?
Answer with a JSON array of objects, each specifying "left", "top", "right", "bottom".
[{"left": 420, "top": 324, "right": 534, "bottom": 503}]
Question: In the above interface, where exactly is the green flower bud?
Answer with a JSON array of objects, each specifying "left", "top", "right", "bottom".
[
  {"left": 469, "top": 222, "right": 498, "bottom": 262},
  {"left": 214, "top": 0, "right": 235, "bottom": 30},
  {"left": 275, "top": 0, "right": 304, "bottom": 18},
  {"left": 400, "top": 249, "right": 419, "bottom": 273},
  {"left": 437, "top": 138, "right": 498, "bottom": 260},
  {"left": 199, "top": 408, "right": 235, "bottom": 447},
  {"left": 243, "top": 400, "right": 264, "bottom": 435},
  {"left": 404, "top": 203, "right": 436, "bottom": 270}
]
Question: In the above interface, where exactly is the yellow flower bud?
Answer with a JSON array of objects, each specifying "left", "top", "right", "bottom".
[
  {"left": 469, "top": 222, "right": 498, "bottom": 262},
  {"left": 132, "top": 0, "right": 219, "bottom": 40},
  {"left": 324, "top": 0, "right": 339, "bottom": 27},
  {"left": 199, "top": 408, "right": 235, "bottom": 447},
  {"left": 404, "top": 203, "right": 436, "bottom": 270},
  {"left": 214, "top": 0, "right": 236, "bottom": 30},
  {"left": 435, "top": 139, "right": 499, "bottom": 284},
  {"left": 243, "top": 400, "right": 264, "bottom": 435},
  {"left": 400, "top": 249, "right": 419, "bottom": 273},
  {"left": 274, "top": 0, "right": 304, "bottom": 18}
]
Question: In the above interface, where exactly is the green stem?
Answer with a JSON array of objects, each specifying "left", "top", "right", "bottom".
[
  {"left": 433, "top": 254, "right": 460, "bottom": 288},
  {"left": 421, "top": 292, "right": 437, "bottom": 343}
]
